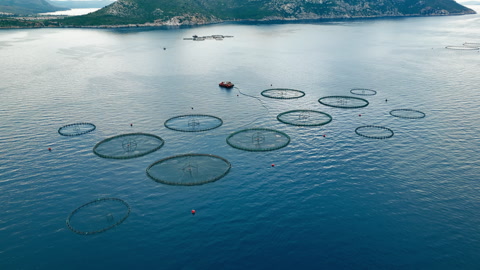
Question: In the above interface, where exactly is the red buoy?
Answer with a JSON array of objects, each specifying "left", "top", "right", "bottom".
[
  {"left": 48, "top": 148, "right": 52, "bottom": 151},
  {"left": 358, "top": 114, "right": 362, "bottom": 117},
  {"left": 191, "top": 209, "right": 196, "bottom": 215},
  {"left": 271, "top": 164, "right": 275, "bottom": 167},
  {"left": 323, "top": 134, "right": 326, "bottom": 137},
  {"left": 130, "top": 123, "right": 133, "bottom": 127}
]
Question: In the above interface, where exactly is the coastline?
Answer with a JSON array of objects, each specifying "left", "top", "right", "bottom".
[{"left": 0, "top": 8, "right": 477, "bottom": 30}]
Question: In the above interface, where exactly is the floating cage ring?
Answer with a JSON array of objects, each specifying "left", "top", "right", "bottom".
[
  {"left": 146, "top": 153, "right": 231, "bottom": 186},
  {"left": 93, "top": 132, "right": 164, "bottom": 159},
  {"left": 164, "top": 114, "right": 223, "bottom": 132},
  {"left": 277, "top": 110, "right": 333, "bottom": 126},
  {"left": 226, "top": 128, "right": 290, "bottom": 152},
  {"left": 261, "top": 88, "right": 306, "bottom": 99},
  {"left": 445, "top": 45, "right": 479, "bottom": 50},
  {"left": 350, "top": 88, "right": 377, "bottom": 96},
  {"left": 66, "top": 198, "right": 131, "bottom": 235},
  {"left": 318, "top": 95, "right": 369, "bottom": 109},
  {"left": 355, "top": 125, "right": 394, "bottom": 139},
  {"left": 58, "top": 123, "right": 96, "bottom": 136},
  {"left": 390, "top": 109, "right": 426, "bottom": 119}
]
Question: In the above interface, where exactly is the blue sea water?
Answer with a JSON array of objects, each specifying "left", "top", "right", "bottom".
[{"left": 1, "top": 7, "right": 480, "bottom": 269}]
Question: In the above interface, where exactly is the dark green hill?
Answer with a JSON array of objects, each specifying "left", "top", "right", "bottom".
[
  {"left": 60, "top": 0, "right": 476, "bottom": 27},
  {"left": 0, "top": 0, "right": 66, "bottom": 15}
]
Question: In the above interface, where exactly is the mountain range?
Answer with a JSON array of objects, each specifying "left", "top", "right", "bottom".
[
  {"left": 61, "top": 0, "right": 476, "bottom": 27},
  {"left": 0, "top": 0, "right": 476, "bottom": 27},
  {"left": 0, "top": 0, "right": 65, "bottom": 14}
]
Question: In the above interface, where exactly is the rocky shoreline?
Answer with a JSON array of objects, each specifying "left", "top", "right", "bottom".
[{"left": 1, "top": 9, "right": 477, "bottom": 29}]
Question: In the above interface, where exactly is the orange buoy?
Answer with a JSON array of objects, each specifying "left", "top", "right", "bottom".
[{"left": 191, "top": 209, "right": 196, "bottom": 215}]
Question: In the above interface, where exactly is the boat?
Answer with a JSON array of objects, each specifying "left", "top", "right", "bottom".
[{"left": 219, "top": 81, "right": 234, "bottom": 88}]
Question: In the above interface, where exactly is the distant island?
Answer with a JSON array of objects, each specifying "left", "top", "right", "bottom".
[
  {"left": 0, "top": 0, "right": 476, "bottom": 29},
  {"left": 0, "top": 0, "right": 66, "bottom": 15}
]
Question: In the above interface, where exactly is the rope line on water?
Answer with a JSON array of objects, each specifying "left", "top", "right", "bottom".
[{"left": 234, "top": 86, "right": 271, "bottom": 128}]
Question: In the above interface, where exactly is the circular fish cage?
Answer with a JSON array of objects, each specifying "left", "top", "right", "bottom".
[
  {"left": 261, "top": 88, "right": 305, "bottom": 99},
  {"left": 58, "top": 123, "right": 96, "bottom": 136},
  {"left": 146, "top": 154, "right": 231, "bottom": 186},
  {"left": 355, "top": 125, "right": 394, "bottom": 139},
  {"left": 164, "top": 114, "right": 223, "bottom": 132},
  {"left": 390, "top": 109, "right": 426, "bottom": 119},
  {"left": 93, "top": 133, "right": 164, "bottom": 159},
  {"left": 318, "top": 96, "right": 369, "bottom": 109},
  {"left": 66, "top": 198, "right": 130, "bottom": 235},
  {"left": 350, "top": 88, "right": 377, "bottom": 96},
  {"left": 226, "top": 128, "right": 290, "bottom": 151},
  {"left": 277, "top": 110, "right": 332, "bottom": 126},
  {"left": 445, "top": 45, "right": 479, "bottom": 50}
]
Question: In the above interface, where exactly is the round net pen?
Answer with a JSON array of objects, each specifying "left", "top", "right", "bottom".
[
  {"left": 350, "top": 88, "right": 377, "bottom": 96},
  {"left": 390, "top": 109, "right": 426, "bottom": 119},
  {"left": 146, "top": 154, "right": 231, "bottom": 186},
  {"left": 445, "top": 45, "right": 479, "bottom": 50},
  {"left": 226, "top": 128, "right": 290, "bottom": 151},
  {"left": 277, "top": 110, "right": 332, "bottom": 126},
  {"left": 261, "top": 88, "right": 305, "bottom": 99},
  {"left": 318, "top": 96, "right": 369, "bottom": 109},
  {"left": 58, "top": 123, "right": 96, "bottom": 136},
  {"left": 164, "top": 114, "right": 223, "bottom": 132},
  {"left": 355, "top": 125, "right": 394, "bottom": 139},
  {"left": 93, "top": 133, "right": 164, "bottom": 159},
  {"left": 66, "top": 198, "right": 130, "bottom": 235}
]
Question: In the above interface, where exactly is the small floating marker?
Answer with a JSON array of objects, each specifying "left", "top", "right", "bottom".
[
  {"left": 358, "top": 114, "right": 362, "bottom": 117},
  {"left": 191, "top": 209, "right": 196, "bottom": 215},
  {"left": 271, "top": 164, "right": 275, "bottom": 167},
  {"left": 323, "top": 134, "right": 326, "bottom": 138},
  {"left": 48, "top": 147, "right": 52, "bottom": 151},
  {"left": 130, "top": 123, "right": 133, "bottom": 127},
  {"left": 191, "top": 107, "right": 194, "bottom": 110},
  {"left": 385, "top": 99, "right": 388, "bottom": 102},
  {"left": 163, "top": 47, "right": 166, "bottom": 50}
]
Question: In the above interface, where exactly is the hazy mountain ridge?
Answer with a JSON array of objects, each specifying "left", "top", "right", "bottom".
[
  {"left": 0, "top": 0, "right": 66, "bottom": 14},
  {"left": 60, "top": 0, "right": 475, "bottom": 27}
]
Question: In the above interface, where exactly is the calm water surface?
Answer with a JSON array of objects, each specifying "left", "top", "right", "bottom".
[{"left": 1, "top": 7, "right": 480, "bottom": 269}]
